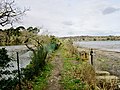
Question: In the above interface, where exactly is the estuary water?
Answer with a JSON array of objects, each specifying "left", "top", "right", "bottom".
[
  {"left": 75, "top": 41, "right": 120, "bottom": 77},
  {"left": 0, "top": 45, "right": 32, "bottom": 70},
  {"left": 75, "top": 41, "right": 120, "bottom": 52}
]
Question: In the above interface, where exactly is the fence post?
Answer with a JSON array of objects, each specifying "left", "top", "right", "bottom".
[
  {"left": 16, "top": 52, "right": 21, "bottom": 90},
  {"left": 90, "top": 49, "right": 93, "bottom": 65}
]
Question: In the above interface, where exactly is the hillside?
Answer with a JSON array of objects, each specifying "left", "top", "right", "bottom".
[{"left": 60, "top": 36, "right": 120, "bottom": 41}]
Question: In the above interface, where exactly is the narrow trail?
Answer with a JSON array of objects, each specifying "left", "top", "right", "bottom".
[{"left": 45, "top": 52, "right": 64, "bottom": 90}]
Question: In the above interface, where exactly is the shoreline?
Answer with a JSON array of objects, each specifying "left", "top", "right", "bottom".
[{"left": 77, "top": 46, "right": 120, "bottom": 78}]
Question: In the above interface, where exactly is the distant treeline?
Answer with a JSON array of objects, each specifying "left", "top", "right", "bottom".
[
  {"left": 0, "top": 26, "right": 40, "bottom": 46},
  {"left": 60, "top": 36, "right": 120, "bottom": 41}
]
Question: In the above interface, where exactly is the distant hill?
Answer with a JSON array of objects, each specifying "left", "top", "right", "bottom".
[{"left": 60, "top": 36, "right": 120, "bottom": 41}]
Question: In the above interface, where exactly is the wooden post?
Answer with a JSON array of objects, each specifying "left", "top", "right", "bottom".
[
  {"left": 90, "top": 49, "right": 93, "bottom": 65},
  {"left": 17, "top": 52, "right": 21, "bottom": 90}
]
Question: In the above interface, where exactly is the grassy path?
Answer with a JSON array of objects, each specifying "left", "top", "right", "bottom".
[
  {"left": 45, "top": 51, "right": 64, "bottom": 90},
  {"left": 32, "top": 41, "right": 120, "bottom": 90},
  {"left": 33, "top": 41, "right": 96, "bottom": 90},
  {"left": 44, "top": 42, "right": 95, "bottom": 90}
]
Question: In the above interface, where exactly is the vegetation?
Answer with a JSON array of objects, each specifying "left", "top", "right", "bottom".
[
  {"left": 0, "top": 0, "right": 28, "bottom": 26},
  {"left": 0, "top": 26, "right": 41, "bottom": 46},
  {"left": 19, "top": 35, "right": 61, "bottom": 89},
  {"left": 1, "top": 33, "right": 119, "bottom": 89},
  {"left": 61, "top": 36, "right": 120, "bottom": 41},
  {"left": 0, "top": 0, "right": 119, "bottom": 89},
  {"left": 33, "top": 58, "right": 53, "bottom": 90},
  {"left": 0, "top": 48, "right": 18, "bottom": 90},
  {"left": 0, "top": 25, "right": 61, "bottom": 90},
  {"left": 23, "top": 45, "right": 48, "bottom": 80},
  {"left": 1, "top": 26, "right": 119, "bottom": 90},
  {"left": 0, "top": 48, "right": 12, "bottom": 68},
  {"left": 0, "top": 34, "right": 97, "bottom": 90},
  {"left": 59, "top": 40, "right": 97, "bottom": 90}
]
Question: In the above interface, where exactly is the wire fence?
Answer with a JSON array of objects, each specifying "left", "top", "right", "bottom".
[
  {"left": 0, "top": 45, "right": 32, "bottom": 89},
  {"left": 8, "top": 49, "right": 31, "bottom": 75}
]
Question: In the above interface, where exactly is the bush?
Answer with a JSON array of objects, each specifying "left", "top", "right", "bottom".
[
  {"left": 0, "top": 48, "right": 18, "bottom": 90},
  {"left": 23, "top": 45, "right": 48, "bottom": 80},
  {"left": 0, "top": 48, "right": 11, "bottom": 68},
  {"left": 23, "top": 37, "right": 61, "bottom": 81}
]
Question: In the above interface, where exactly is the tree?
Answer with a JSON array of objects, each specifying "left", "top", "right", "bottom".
[
  {"left": 0, "top": 0, "right": 28, "bottom": 26},
  {"left": 27, "top": 27, "right": 40, "bottom": 34},
  {"left": 0, "top": 48, "right": 11, "bottom": 68},
  {"left": 16, "top": 26, "right": 25, "bottom": 31},
  {"left": 27, "top": 27, "right": 33, "bottom": 32},
  {"left": 0, "top": 48, "right": 18, "bottom": 90}
]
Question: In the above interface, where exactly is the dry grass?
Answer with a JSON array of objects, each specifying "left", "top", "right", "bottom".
[
  {"left": 60, "top": 39, "right": 97, "bottom": 89},
  {"left": 61, "top": 39, "right": 79, "bottom": 58}
]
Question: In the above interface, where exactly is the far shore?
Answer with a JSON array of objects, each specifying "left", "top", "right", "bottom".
[{"left": 77, "top": 46, "right": 120, "bottom": 78}]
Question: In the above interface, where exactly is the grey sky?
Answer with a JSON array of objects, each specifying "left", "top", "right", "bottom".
[{"left": 13, "top": 0, "right": 120, "bottom": 36}]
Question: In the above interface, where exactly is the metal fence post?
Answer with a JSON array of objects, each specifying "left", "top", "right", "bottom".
[
  {"left": 17, "top": 52, "right": 21, "bottom": 90},
  {"left": 90, "top": 49, "right": 93, "bottom": 65}
]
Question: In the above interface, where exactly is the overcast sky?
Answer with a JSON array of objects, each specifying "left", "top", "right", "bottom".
[{"left": 15, "top": 0, "right": 120, "bottom": 37}]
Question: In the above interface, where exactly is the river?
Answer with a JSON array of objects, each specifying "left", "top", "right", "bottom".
[
  {"left": 0, "top": 45, "right": 32, "bottom": 70},
  {"left": 75, "top": 41, "right": 120, "bottom": 52},
  {"left": 74, "top": 41, "right": 120, "bottom": 77}
]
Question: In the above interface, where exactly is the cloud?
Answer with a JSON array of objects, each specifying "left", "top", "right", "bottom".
[
  {"left": 62, "top": 21, "right": 74, "bottom": 26},
  {"left": 15, "top": 0, "right": 120, "bottom": 36},
  {"left": 102, "top": 7, "right": 120, "bottom": 15}
]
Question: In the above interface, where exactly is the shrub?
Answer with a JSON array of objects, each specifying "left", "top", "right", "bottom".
[
  {"left": 0, "top": 48, "right": 18, "bottom": 90},
  {"left": 23, "top": 45, "right": 48, "bottom": 80},
  {"left": 0, "top": 48, "right": 11, "bottom": 68}
]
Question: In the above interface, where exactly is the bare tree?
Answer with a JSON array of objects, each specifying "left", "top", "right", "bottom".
[{"left": 0, "top": 0, "right": 28, "bottom": 26}]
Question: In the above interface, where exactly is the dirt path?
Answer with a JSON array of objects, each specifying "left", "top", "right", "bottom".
[{"left": 45, "top": 52, "right": 64, "bottom": 90}]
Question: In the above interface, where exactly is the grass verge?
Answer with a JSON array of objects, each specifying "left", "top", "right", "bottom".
[
  {"left": 33, "top": 63, "right": 53, "bottom": 90},
  {"left": 60, "top": 40, "right": 96, "bottom": 90}
]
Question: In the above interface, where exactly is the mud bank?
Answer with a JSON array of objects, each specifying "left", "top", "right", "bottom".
[{"left": 77, "top": 46, "right": 120, "bottom": 78}]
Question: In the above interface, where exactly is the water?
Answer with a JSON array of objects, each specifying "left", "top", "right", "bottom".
[
  {"left": 75, "top": 41, "right": 120, "bottom": 77},
  {"left": 0, "top": 45, "right": 32, "bottom": 70},
  {"left": 0, "top": 45, "right": 27, "bottom": 51},
  {"left": 75, "top": 41, "right": 120, "bottom": 52},
  {"left": 0, "top": 45, "right": 33, "bottom": 79}
]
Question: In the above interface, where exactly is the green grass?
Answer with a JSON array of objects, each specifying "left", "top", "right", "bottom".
[
  {"left": 60, "top": 43, "right": 87, "bottom": 89},
  {"left": 33, "top": 63, "right": 53, "bottom": 90},
  {"left": 60, "top": 41, "right": 96, "bottom": 90},
  {"left": 32, "top": 40, "right": 96, "bottom": 90},
  {"left": 61, "top": 58, "right": 87, "bottom": 90}
]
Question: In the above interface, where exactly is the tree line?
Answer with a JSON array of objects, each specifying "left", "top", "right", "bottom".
[{"left": 0, "top": 26, "right": 40, "bottom": 46}]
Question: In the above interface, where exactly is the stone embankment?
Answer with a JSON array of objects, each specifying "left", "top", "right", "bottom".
[{"left": 96, "top": 70, "right": 119, "bottom": 89}]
